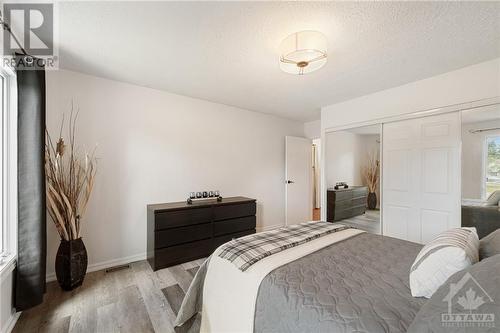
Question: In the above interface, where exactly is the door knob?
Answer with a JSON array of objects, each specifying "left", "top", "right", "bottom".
[{"left": 286, "top": 180, "right": 295, "bottom": 184}]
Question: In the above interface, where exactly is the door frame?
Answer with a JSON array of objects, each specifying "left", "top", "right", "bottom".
[{"left": 320, "top": 96, "right": 500, "bottom": 226}]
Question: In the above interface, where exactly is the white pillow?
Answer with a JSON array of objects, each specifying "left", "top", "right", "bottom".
[
  {"left": 486, "top": 190, "right": 500, "bottom": 206},
  {"left": 409, "top": 227, "right": 479, "bottom": 298}
]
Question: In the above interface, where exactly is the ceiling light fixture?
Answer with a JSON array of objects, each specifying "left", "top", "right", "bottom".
[{"left": 279, "top": 30, "right": 327, "bottom": 75}]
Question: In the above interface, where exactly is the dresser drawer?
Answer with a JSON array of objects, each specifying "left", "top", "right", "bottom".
[
  {"left": 214, "top": 216, "right": 256, "bottom": 236},
  {"left": 154, "top": 239, "right": 212, "bottom": 268},
  {"left": 351, "top": 206, "right": 367, "bottom": 217},
  {"left": 147, "top": 197, "right": 257, "bottom": 271},
  {"left": 352, "top": 187, "right": 368, "bottom": 197},
  {"left": 333, "top": 208, "right": 356, "bottom": 221},
  {"left": 331, "top": 190, "right": 352, "bottom": 202},
  {"left": 214, "top": 202, "right": 256, "bottom": 221},
  {"left": 155, "top": 207, "right": 212, "bottom": 230},
  {"left": 213, "top": 229, "right": 256, "bottom": 249},
  {"left": 333, "top": 206, "right": 367, "bottom": 221},
  {"left": 352, "top": 196, "right": 367, "bottom": 206},
  {"left": 333, "top": 199, "right": 355, "bottom": 210},
  {"left": 155, "top": 223, "right": 212, "bottom": 249}
]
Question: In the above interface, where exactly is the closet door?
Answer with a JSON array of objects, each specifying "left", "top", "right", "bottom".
[
  {"left": 383, "top": 119, "right": 420, "bottom": 242},
  {"left": 383, "top": 112, "right": 460, "bottom": 243}
]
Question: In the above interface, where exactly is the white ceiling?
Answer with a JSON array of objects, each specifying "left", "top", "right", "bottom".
[{"left": 55, "top": 1, "right": 500, "bottom": 122}]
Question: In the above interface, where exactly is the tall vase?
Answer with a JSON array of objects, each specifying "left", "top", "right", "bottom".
[
  {"left": 367, "top": 192, "right": 377, "bottom": 210},
  {"left": 55, "top": 238, "right": 88, "bottom": 291}
]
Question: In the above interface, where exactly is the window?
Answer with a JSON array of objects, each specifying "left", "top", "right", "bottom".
[
  {"left": 1, "top": 74, "right": 4, "bottom": 255},
  {"left": 0, "top": 64, "right": 16, "bottom": 268},
  {"left": 486, "top": 136, "right": 500, "bottom": 198},
  {"left": 0, "top": 74, "right": 4, "bottom": 254}
]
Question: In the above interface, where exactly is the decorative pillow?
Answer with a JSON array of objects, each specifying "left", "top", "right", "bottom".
[
  {"left": 486, "top": 190, "right": 500, "bottom": 206},
  {"left": 409, "top": 227, "right": 479, "bottom": 298},
  {"left": 407, "top": 254, "right": 500, "bottom": 332},
  {"left": 480, "top": 229, "right": 500, "bottom": 260}
]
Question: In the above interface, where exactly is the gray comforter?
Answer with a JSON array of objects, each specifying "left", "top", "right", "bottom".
[
  {"left": 176, "top": 232, "right": 426, "bottom": 332},
  {"left": 254, "top": 232, "right": 426, "bottom": 333},
  {"left": 177, "top": 231, "right": 500, "bottom": 333}
]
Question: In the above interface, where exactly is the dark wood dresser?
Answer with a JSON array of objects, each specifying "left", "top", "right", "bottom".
[
  {"left": 327, "top": 186, "right": 367, "bottom": 222},
  {"left": 147, "top": 196, "right": 256, "bottom": 271}
]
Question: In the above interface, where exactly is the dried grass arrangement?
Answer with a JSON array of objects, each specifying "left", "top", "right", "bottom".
[
  {"left": 45, "top": 112, "right": 97, "bottom": 241},
  {"left": 362, "top": 150, "right": 380, "bottom": 193}
]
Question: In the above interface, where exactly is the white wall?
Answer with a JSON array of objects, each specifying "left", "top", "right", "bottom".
[
  {"left": 304, "top": 120, "right": 321, "bottom": 139},
  {"left": 462, "top": 119, "right": 500, "bottom": 199},
  {"left": 322, "top": 58, "right": 500, "bottom": 129},
  {"left": 359, "top": 134, "right": 380, "bottom": 160},
  {"left": 325, "top": 132, "right": 380, "bottom": 193},
  {"left": 325, "top": 131, "right": 365, "bottom": 188},
  {"left": 45, "top": 70, "right": 303, "bottom": 277}
]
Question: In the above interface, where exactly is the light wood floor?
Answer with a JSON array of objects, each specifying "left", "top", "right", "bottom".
[
  {"left": 13, "top": 259, "right": 204, "bottom": 333},
  {"left": 336, "top": 209, "right": 381, "bottom": 234},
  {"left": 312, "top": 208, "right": 380, "bottom": 234}
]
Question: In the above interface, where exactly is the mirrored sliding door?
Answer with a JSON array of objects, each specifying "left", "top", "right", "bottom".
[
  {"left": 461, "top": 104, "right": 500, "bottom": 239},
  {"left": 324, "top": 124, "right": 381, "bottom": 234}
]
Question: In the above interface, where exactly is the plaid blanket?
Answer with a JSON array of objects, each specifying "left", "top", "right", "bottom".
[{"left": 215, "top": 222, "right": 349, "bottom": 271}]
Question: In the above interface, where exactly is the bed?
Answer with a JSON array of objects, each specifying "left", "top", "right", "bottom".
[{"left": 175, "top": 223, "right": 499, "bottom": 333}]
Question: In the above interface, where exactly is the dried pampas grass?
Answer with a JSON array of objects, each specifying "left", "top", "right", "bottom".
[
  {"left": 362, "top": 150, "right": 379, "bottom": 193},
  {"left": 45, "top": 110, "right": 97, "bottom": 241}
]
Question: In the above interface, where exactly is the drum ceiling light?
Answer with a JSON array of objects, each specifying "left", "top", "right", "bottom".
[{"left": 279, "top": 30, "right": 327, "bottom": 75}]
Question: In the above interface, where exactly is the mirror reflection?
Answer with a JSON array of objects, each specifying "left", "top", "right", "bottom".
[
  {"left": 461, "top": 104, "right": 500, "bottom": 239},
  {"left": 324, "top": 124, "right": 381, "bottom": 233}
]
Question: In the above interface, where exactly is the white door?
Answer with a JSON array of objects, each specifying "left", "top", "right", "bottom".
[
  {"left": 285, "top": 136, "right": 312, "bottom": 225},
  {"left": 383, "top": 112, "right": 461, "bottom": 243}
]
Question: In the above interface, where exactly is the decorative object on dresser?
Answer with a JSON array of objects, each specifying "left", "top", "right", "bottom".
[
  {"left": 45, "top": 112, "right": 97, "bottom": 291},
  {"left": 334, "top": 182, "right": 349, "bottom": 190},
  {"left": 362, "top": 150, "right": 380, "bottom": 210},
  {"left": 147, "top": 196, "right": 256, "bottom": 270},
  {"left": 187, "top": 190, "right": 222, "bottom": 204},
  {"left": 327, "top": 186, "right": 368, "bottom": 222}
]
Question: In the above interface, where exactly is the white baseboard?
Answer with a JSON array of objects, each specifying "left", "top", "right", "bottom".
[
  {"left": 3, "top": 311, "right": 20, "bottom": 333},
  {"left": 257, "top": 223, "right": 283, "bottom": 232},
  {"left": 46, "top": 252, "right": 147, "bottom": 282}
]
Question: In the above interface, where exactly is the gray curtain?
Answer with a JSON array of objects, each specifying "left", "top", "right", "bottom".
[{"left": 14, "top": 54, "right": 47, "bottom": 311}]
